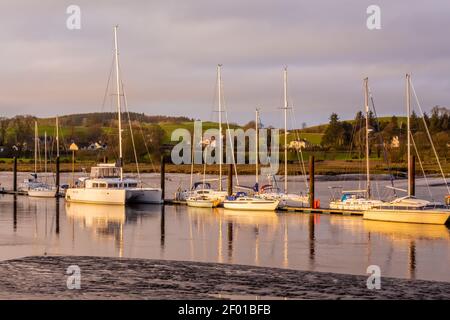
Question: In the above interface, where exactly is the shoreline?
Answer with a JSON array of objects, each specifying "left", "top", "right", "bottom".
[
  {"left": 1, "top": 256, "right": 449, "bottom": 300},
  {"left": 0, "top": 161, "right": 449, "bottom": 177}
]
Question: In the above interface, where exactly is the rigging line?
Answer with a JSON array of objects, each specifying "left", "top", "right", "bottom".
[
  {"left": 135, "top": 113, "right": 157, "bottom": 174},
  {"left": 410, "top": 79, "right": 449, "bottom": 194},
  {"left": 220, "top": 76, "right": 239, "bottom": 186},
  {"left": 101, "top": 56, "right": 115, "bottom": 113},
  {"left": 368, "top": 88, "right": 397, "bottom": 198},
  {"left": 288, "top": 108, "right": 309, "bottom": 191},
  {"left": 410, "top": 131, "right": 433, "bottom": 200},
  {"left": 120, "top": 80, "right": 141, "bottom": 183}
]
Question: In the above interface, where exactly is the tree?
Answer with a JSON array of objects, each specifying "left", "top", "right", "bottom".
[{"left": 321, "top": 113, "right": 347, "bottom": 149}]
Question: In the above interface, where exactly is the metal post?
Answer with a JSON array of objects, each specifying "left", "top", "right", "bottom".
[
  {"left": 13, "top": 156, "right": 17, "bottom": 192},
  {"left": 160, "top": 155, "right": 165, "bottom": 201}
]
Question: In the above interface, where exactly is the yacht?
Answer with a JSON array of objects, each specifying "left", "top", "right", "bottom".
[
  {"left": 224, "top": 192, "right": 279, "bottom": 211},
  {"left": 330, "top": 78, "right": 385, "bottom": 211},
  {"left": 363, "top": 74, "right": 450, "bottom": 225},
  {"left": 66, "top": 163, "right": 162, "bottom": 205}
]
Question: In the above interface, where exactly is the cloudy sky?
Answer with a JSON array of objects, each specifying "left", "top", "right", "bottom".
[{"left": 0, "top": 0, "right": 449, "bottom": 127}]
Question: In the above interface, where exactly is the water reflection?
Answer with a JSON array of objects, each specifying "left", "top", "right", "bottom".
[
  {"left": 363, "top": 220, "right": 450, "bottom": 241},
  {"left": 1, "top": 194, "right": 450, "bottom": 282}
]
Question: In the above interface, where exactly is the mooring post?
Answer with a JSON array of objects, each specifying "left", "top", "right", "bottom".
[
  {"left": 309, "top": 156, "right": 315, "bottom": 209},
  {"left": 160, "top": 155, "right": 166, "bottom": 202},
  {"left": 409, "top": 155, "right": 416, "bottom": 197},
  {"left": 227, "top": 164, "right": 233, "bottom": 196},
  {"left": 55, "top": 156, "right": 60, "bottom": 195},
  {"left": 13, "top": 156, "right": 17, "bottom": 192}
]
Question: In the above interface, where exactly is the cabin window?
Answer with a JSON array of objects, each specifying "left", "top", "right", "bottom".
[
  {"left": 99, "top": 183, "right": 107, "bottom": 188},
  {"left": 92, "top": 183, "right": 99, "bottom": 188},
  {"left": 129, "top": 183, "right": 137, "bottom": 187},
  {"left": 108, "top": 183, "right": 118, "bottom": 188}
]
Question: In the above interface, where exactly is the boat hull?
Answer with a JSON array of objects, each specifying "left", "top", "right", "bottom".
[
  {"left": 28, "top": 190, "right": 57, "bottom": 198},
  {"left": 223, "top": 200, "right": 279, "bottom": 211},
  {"left": 363, "top": 209, "right": 450, "bottom": 225},
  {"left": 65, "top": 187, "right": 162, "bottom": 205},
  {"left": 186, "top": 199, "right": 220, "bottom": 208},
  {"left": 65, "top": 188, "right": 127, "bottom": 205},
  {"left": 126, "top": 188, "right": 163, "bottom": 204}
]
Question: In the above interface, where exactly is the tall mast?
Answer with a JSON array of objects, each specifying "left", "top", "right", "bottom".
[
  {"left": 364, "top": 78, "right": 370, "bottom": 199},
  {"left": 255, "top": 108, "right": 259, "bottom": 184},
  {"left": 283, "top": 67, "right": 288, "bottom": 193},
  {"left": 406, "top": 73, "right": 411, "bottom": 197},
  {"left": 217, "top": 64, "right": 223, "bottom": 191},
  {"left": 114, "top": 25, "right": 123, "bottom": 180},
  {"left": 56, "top": 116, "right": 60, "bottom": 158},
  {"left": 34, "top": 121, "right": 38, "bottom": 174}
]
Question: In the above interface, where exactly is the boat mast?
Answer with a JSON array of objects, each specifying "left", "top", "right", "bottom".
[
  {"left": 406, "top": 73, "right": 411, "bottom": 197},
  {"left": 364, "top": 78, "right": 370, "bottom": 199},
  {"left": 217, "top": 64, "right": 223, "bottom": 191},
  {"left": 114, "top": 25, "right": 124, "bottom": 180},
  {"left": 34, "top": 121, "right": 38, "bottom": 174},
  {"left": 255, "top": 108, "right": 259, "bottom": 184},
  {"left": 283, "top": 67, "right": 288, "bottom": 193}
]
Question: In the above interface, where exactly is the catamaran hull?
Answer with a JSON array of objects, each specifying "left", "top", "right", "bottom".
[
  {"left": 126, "top": 188, "right": 163, "bottom": 204},
  {"left": 363, "top": 209, "right": 450, "bottom": 225},
  {"left": 65, "top": 188, "right": 162, "bottom": 205},
  {"left": 65, "top": 188, "right": 127, "bottom": 205}
]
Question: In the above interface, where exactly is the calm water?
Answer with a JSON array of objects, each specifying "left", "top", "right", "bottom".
[{"left": 0, "top": 172, "right": 449, "bottom": 282}]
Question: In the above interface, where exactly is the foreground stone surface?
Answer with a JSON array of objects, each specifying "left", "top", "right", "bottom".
[{"left": 0, "top": 256, "right": 449, "bottom": 299}]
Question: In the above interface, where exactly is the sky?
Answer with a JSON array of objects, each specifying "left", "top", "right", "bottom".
[{"left": 0, "top": 0, "right": 450, "bottom": 128}]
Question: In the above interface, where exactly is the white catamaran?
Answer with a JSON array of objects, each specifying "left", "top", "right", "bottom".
[
  {"left": 65, "top": 26, "right": 162, "bottom": 205},
  {"left": 363, "top": 74, "right": 450, "bottom": 224},
  {"left": 329, "top": 78, "right": 384, "bottom": 211}
]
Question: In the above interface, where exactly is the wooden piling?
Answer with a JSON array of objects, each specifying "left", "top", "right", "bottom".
[
  {"left": 160, "top": 155, "right": 166, "bottom": 201},
  {"left": 409, "top": 155, "right": 415, "bottom": 196},
  {"left": 309, "top": 156, "right": 315, "bottom": 208},
  {"left": 13, "top": 157, "right": 17, "bottom": 192},
  {"left": 55, "top": 156, "right": 60, "bottom": 194},
  {"left": 227, "top": 164, "right": 233, "bottom": 196}
]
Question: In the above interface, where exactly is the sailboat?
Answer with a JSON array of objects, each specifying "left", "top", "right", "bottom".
[
  {"left": 26, "top": 122, "right": 57, "bottom": 198},
  {"left": 363, "top": 74, "right": 450, "bottom": 224},
  {"left": 65, "top": 26, "right": 162, "bottom": 205},
  {"left": 176, "top": 64, "right": 230, "bottom": 204},
  {"left": 258, "top": 67, "right": 309, "bottom": 208},
  {"left": 223, "top": 109, "right": 280, "bottom": 211},
  {"left": 329, "top": 78, "right": 384, "bottom": 211}
]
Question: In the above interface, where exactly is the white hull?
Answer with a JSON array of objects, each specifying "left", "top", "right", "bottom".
[
  {"left": 28, "top": 189, "right": 57, "bottom": 198},
  {"left": 66, "top": 187, "right": 162, "bottom": 205},
  {"left": 186, "top": 199, "right": 220, "bottom": 208},
  {"left": 66, "top": 188, "right": 127, "bottom": 205},
  {"left": 224, "top": 199, "right": 279, "bottom": 211},
  {"left": 330, "top": 199, "right": 385, "bottom": 211},
  {"left": 363, "top": 209, "right": 450, "bottom": 225},
  {"left": 126, "top": 188, "right": 163, "bottom": 204}
]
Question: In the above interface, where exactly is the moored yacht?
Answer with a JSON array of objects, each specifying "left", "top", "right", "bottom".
[
  {"left": 65, "top": 26, "right": 162, "bottom": 205},
  {"left": 224, "top": 192, "right": 279, "bottom": 211},
  {"left": 363, "top": 74, "right": 450, "bottom": 225},
  {"left": 329, "top": 78, "right": 385, "bottom": 211},
  {"left": 66, "top": 163, "right": 162, "bottom": 205}
]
